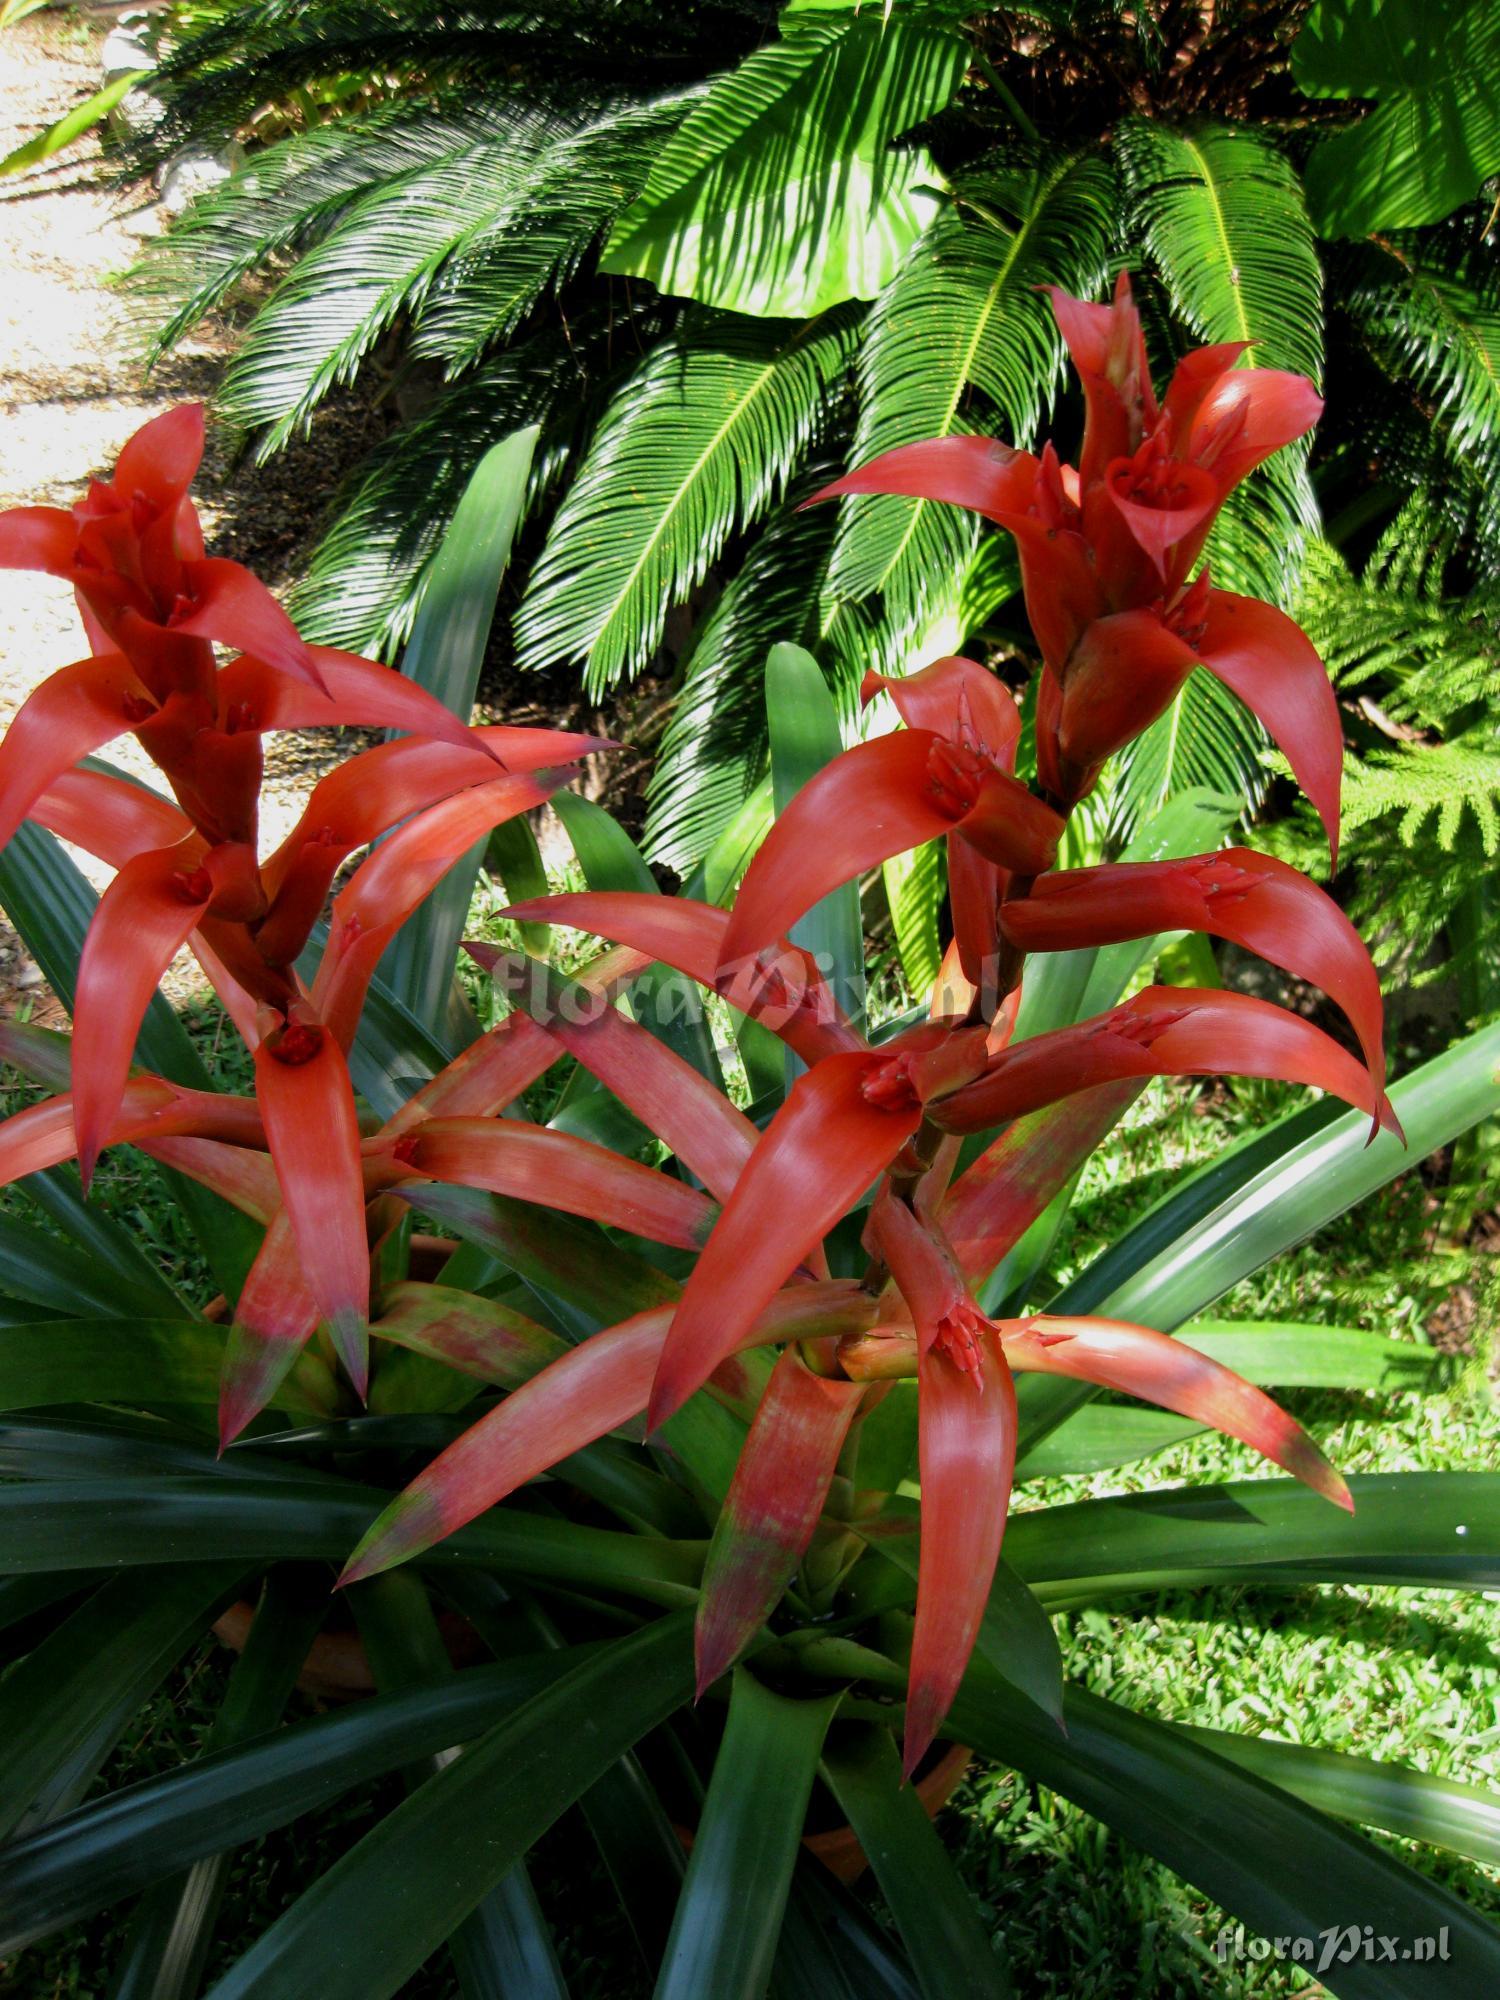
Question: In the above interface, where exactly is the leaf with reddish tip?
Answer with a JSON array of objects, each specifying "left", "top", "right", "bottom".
[
  {"left": 939, "top": 1082, "right": 1144, "bottom": 1285},
  {"left": 72, "top": 846, "right": 214, "bottom": 1185},
  {"left": 0, "top": 656, "right": 157, "bottom": 852},
  {"left": 906, "top": 1332, "right": 1017, "bottom": 1778},
  {"left": 497, "top": 956, "right": 758, "bottom": 1202},
  {"left": 372, "top": 1279, "right": 568, "bottom": 1388},
  {"left": 649, "top": 1053, "right": 923, "bottom": 1432},
  {"left": 387, "top": 1116, "right": 719, "bottom": 1251},
  {"left": 254, "top": 1016, "right": 369, "bottom": 1391},
  {"left": 935, "top": 987, "right": 1394, "bottom": 1139},
  {"left": 311, "top": 773, "right": 563, "bottom": 1046},
  {"left": 1195, "top": 589, "right": 1342, "bottom": 864},
  {"left": 499, "top": 891, "right": 860, "bottom": 1065},
  {"left": 171, "top": 559, "right": 323, "bottom": 690},
  {"left": 31, "top": 768, "right": 191, "bottom": 867},
  {"left": 338, "top": 1281, "right": 875, "bottom": 1584},
  {"left": 696, "top": 1347, "right": 865, "bottom": 1695},
  {"left": 1003, "top": 1315, "right": 1352, "bottom": 1509},
  {"left": 720, "top": 733, "right": 1061, "bottom": 972},
  {"left": 0, "top": 1075, "right": 264, "bottom": 1189},
  {"left": 219, "top": 1210, "right": 322, "bottom": 1447},
  {"left": 1001, "top": 849, "right": 1386, "bottom": 1090}
]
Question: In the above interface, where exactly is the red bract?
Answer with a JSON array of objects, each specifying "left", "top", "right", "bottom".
[
  {"left": 811, "top": 272, "right": 1342, "bottom": 853},
  {"left": 0, "top": 406, "right": 596, "bottom": 1405}
]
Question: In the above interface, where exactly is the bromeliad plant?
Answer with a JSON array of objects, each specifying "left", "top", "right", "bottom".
[
  {"left": 2, "top": 296, "right": 1500, "bottom": 1995},
  {"left": 335, "top": 276, "right": 1399, "bottom": 1777}
]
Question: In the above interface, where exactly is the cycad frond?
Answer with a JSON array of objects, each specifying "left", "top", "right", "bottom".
[
  {"left": 287, "top": 329, "right": 591, "bottom": 656},
  {"left": 138, "top": 102, "right": 511, "bottom": 357},
  {"left": 827, "top": 149, "right": 1116, "bottom": 628},
  {"left": 409, "top": 95, "right": 693, "bottom": 377},
  {"left": 642, "top": 492, "right": 841, "bottom": 872},
  {"left": 514, "top": 307, "right": 861, "bottom": 693},
  {"left": 215, "top": 103, "right": 580, "bottom": 453}
]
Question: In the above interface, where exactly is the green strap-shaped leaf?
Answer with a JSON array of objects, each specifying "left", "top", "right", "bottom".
[
  {"left": 0, "top": 1565, "right": 243, "bottom": 1843},
  {"left": 0, "top": 823, "right": 262, "bottom": 1299},
  {"left": 821, "top": 1726, "right": 1011, "bottom": 2000},
  {"left": 655, "top": 1670, "right": 839, "bottom": 2000},
  {"left": 1165, "top": 1721, "right": 1500, "bottom": 1870},
  {"left": 374, "top": 424, "right": 538, "bottom": 1048},
  {"left": 0, "top": 1319, "right": 336, "bottom": 1421},
  {"left": 948, "top": 1674, "right": 1500, "bottom": 1997},
  {"left": 515, "top": 309, "right": 859, "bottom": 690},
  {"left": 1006, "top": 1471, "right": 1500, "bottom": 1604},
  {"left": 0, "top": 1648, "right": 600, "bottom": 1957},
  {"left": 600, "top": 11, "right": 966, "bottom": 317},
  {"left": 0, "top": 1473, "right": 703, "bottom": 1602},
  {"left": 201, "top": 1615, "right": 695, "bottom": 2000},
  {"left": 350, "top": 1572, "right": 569, "bottom": 2000},
  {"left": 104, "top": 1570, "right": 331, "bottom": 2000}
]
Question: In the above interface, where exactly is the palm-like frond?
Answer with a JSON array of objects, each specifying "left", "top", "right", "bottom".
[
  {"left": 642, "top": 491, "right": 842, "bottom": 872},
  {"left": 137, "top": 102, "right": 514, "bottom": 357},
  {"left": 286, "top": 328, "right": 593, "bottom": 655},
  {"left": 514, "top": 307, "right": 861, "bottom": 693},
  {"left": 410, "top": 96, "right": 694, "bottom": 378},
  {"left": 214, "top": 102, "right": 588, "bottom": 453},
  {"left": 827, "top": 149, "right": 1116, "bottom": 631}
]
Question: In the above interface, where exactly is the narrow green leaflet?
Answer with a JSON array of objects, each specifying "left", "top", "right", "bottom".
[
  {"left": 1294, "top": 0, "right": 1500, "bottom": 234},
  {"left": 0, "top": 1320, "right": 335, "bottom": 1421},
  {"left": 655, "top": 1671, "right": 839, "bottom": 2000},
  {"left": 375, "top": 425, "right": 538, "bottom": 1046},
  {"left": 0, "top": 70, "right": 149, "bottom": 178},
  {"left": 600, "top": 12, "right": 966, "bottom": 317},
  {"left": 202, "top": 1616, "right": 694, "bottom": 2000}
]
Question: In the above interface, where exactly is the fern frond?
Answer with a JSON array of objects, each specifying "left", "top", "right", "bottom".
[
  {"left": 1339, "top": 737, "right": 1500, "bottom": 855},
  {"left": 827, "top": 148, "right": 1115, "bottom": 630},
  {"left": 514, "top": 306, "right": 861, "bottom": 693},
  {"left": 214, "top": 102, "right": 580, "bottom": 453},
  {"left": 1339, "top": 239, "right": 1500, "bottom": 529}
]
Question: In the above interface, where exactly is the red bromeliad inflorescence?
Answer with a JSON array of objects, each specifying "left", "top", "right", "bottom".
[{"left": 0, "top": 288, "right": 1398, "bottom": 1776}]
